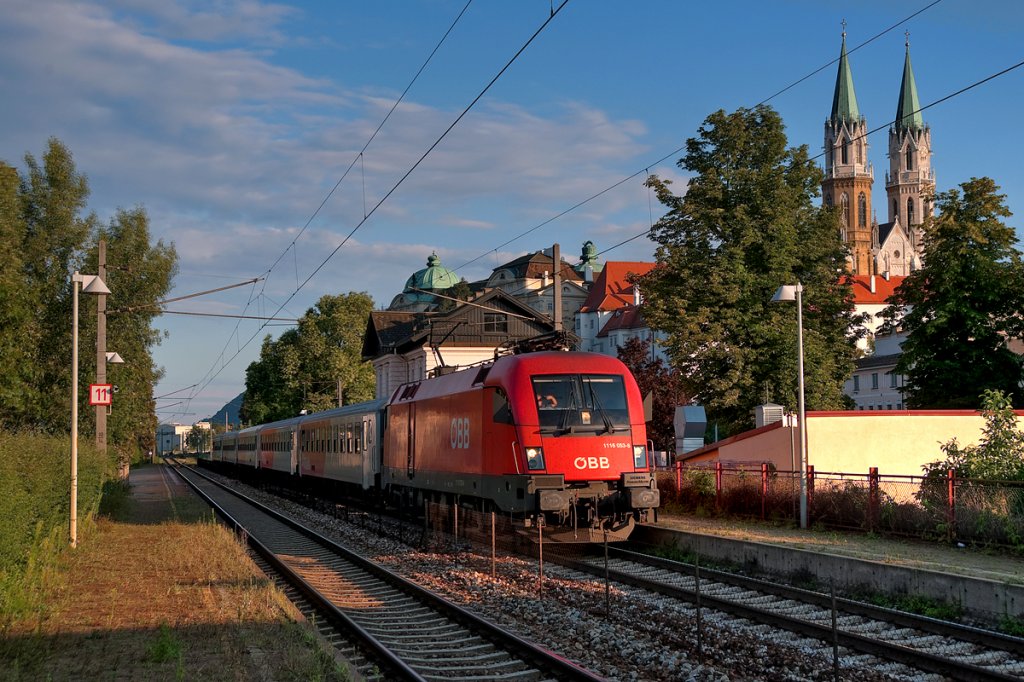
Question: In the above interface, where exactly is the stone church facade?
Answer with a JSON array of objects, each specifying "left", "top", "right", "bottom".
[{"left": 821, "top": 30, "right": 934, "bottom": 277}]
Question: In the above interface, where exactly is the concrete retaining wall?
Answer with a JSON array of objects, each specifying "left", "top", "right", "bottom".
[{"left": 634, "top": 525, "right": 1024, "bottom": 621}]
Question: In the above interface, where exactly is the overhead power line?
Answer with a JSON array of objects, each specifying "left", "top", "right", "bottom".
[{"left": 184, "top": 1, "right": 572, "bottom": 408}]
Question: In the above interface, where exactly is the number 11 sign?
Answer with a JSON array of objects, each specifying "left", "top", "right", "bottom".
[{"left": 89, "top": 384, "right": 113, "bottom": 406}]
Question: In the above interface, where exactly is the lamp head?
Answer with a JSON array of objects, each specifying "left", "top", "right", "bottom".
[
  {"left": 105, "top": 352, "right": 125, "bottom": 364},
  {"left": 772, "top": 284, "right": 797, "bottom": 303},
  {"left": 80, "top": 274, "right": 111, "bottom": 295}
]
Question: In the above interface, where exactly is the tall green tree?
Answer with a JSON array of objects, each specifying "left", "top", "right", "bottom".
[
  {"left": 617, "top": 337, "right": 688, "bottom": 453},
  {"left": 18, "top": 138, "right": 98, "bottom": 431},
  {"left": 636, "top": 106, "right": 861, "bottom": 435},
  {"left": 0, "top": 163, "right": 34, "bottom": 427},
  {"left": 82, "top": 207, "right": 178, "bottom": 451},
  {"left": 241, "top": 292, "right": 376, "bottom": 423},
  {"left": 882, "top": 177, "right": 1024, "bottom": 408}
]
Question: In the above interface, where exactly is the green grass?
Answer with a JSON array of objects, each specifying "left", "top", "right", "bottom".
[{"left": 0, "top": 430, "right": 121, "bottom": 629}]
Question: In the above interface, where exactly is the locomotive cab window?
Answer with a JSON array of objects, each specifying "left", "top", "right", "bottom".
[{"left": 532, "top": 374, "right": 630, "bottom": 434}]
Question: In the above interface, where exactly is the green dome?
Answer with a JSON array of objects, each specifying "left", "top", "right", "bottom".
[{"left": 404, "top": 252, "right": 459, "bottom": 293}]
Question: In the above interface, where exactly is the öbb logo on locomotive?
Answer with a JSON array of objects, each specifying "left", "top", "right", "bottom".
[
  {"left": 204, "top": 351, "right": 660, "bottom": 542},
  {"left": 449, "top": 417, "right": 470, "bottom": 449},
  {"left": 574, "top": 456, "right": 610, "bottom": 470}
]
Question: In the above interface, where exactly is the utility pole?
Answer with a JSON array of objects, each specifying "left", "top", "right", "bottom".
[
  {"left": 95, "top": 239, "right": 107, "bottom": 454},
  {"left": 552, "top": 243, "right": 562, "bottom": 332}
]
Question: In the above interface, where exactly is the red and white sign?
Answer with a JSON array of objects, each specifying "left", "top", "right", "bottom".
[{"left": 89, "top": 384, "right": 113, "bottom": 406}]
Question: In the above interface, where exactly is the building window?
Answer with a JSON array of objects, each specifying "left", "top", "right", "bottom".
[
  {"left": 853, "top": 375, "right": 860, "bottom": 392},
  {"left": 842, "top": 138, "right": 849, "bottom": 165},
  {"left": 892, "top": 198, "right": 898, "bottom": 221},
  {"left": 906, "top": 146, "right": 913, "bottom": 171},
  {"left": 483, "top": 313, "right": 508, "bottom": 333},
  {"left": 840, "top": 193, "right": 850, "bottom": 227},
  {"left": 871, "top": 373, "right": 879, "bottom": 390},
  {"left": 889, "top": 373, "right": 897, "bottom": 388},
  {"left": 858, "top": 192, "right": 867, "bottom": 228},
  {"left": 907, "top": 199, "right": 915, "bottom": 226},
  {"left": 825, "top": 193, "right": 833, "bottom": 208}
]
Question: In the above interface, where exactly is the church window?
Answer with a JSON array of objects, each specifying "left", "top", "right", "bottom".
[
  {"left": 857, "top": 192, "right": 867, "bottom": 228},
  {"left": 906, "top": 146, "right": 913, "bottom": 171},
  {"left": 907, "top": 199, "right": 915, "bottom": 226},
  {"left": 825, "top": 147, "right": 831, "bottom": 169},
  {"left": 894, "top": 250, "right": 901, "bottom": 258},
  {"left": 840, "top": 193, "right": 850, "bottom": 227},
  {"left": 856, "top": 140, "right": 862, "bottom": 164},
  {"left": 842, "top": 138, "right": 849, "bottom": 164},
  {"left": 825, "top": 193, "right": 833, "bottom": 208},
  {"left": 892, "top": 199, "right": 898, "bottom": 221}
]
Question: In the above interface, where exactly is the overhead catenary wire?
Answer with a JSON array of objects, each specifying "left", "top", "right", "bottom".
[
  {"left": 166, "top": 0, "right": 478, "bottom": 420},
  {"left": 180, "top": 1, "right": 572, "bottom": 413}
]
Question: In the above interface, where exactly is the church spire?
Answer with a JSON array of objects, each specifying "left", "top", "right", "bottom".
[
  {"left": 895, "top": 33, "right": 923, "bottom": 131},
  {"left": 830, "top": 24, "right": 860, "bottom": 124}
]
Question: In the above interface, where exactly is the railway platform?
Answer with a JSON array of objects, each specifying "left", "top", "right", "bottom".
[{"left": 639, "top": 514, "right": 1024, "bottom": 622}]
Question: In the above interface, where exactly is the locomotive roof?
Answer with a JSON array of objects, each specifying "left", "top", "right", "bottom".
[{"left": 388, "top": 351, "right": 631, "bottom": 404}]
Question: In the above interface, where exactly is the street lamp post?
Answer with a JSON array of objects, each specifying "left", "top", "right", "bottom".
[
  {"left": 772, "top": 282, "right": 808, "bottom": 529},
  {"left": 71, "top": 271, "right": 111, "bottom": 548}
]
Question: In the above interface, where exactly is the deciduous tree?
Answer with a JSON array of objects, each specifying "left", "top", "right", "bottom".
[
  {"left": 241, "top": 292, "right": 376, "bottom": 423},
  {"left": 616, "top": 337, "right": 687, "bottom": 453},
  {"left": 636, "top": 106, "right": 861, "bottom": 435},
  {"left": 882, "top": 177, "right": 1024, "bottom": 408}
]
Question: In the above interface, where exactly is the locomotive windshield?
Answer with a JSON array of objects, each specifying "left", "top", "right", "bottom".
[{"left": 532, "top": 374, "right": 630, "bottom": 434}]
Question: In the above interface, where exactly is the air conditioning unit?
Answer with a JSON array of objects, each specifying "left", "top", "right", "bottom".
[{"left": 753, "top": 403, "right": 785, "bottom": 428}]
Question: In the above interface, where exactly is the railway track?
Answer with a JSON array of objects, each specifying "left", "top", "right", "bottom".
[
  {"left": 550, "top": 545, "right": 1024, "bottom": 681},
  {"left": 172, "top": 462, "right": 603, "bottom": 682}
]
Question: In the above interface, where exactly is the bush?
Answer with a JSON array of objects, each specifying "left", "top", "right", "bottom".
[{"left": 0, "top": 430, "right": 118, "bottom": 626}]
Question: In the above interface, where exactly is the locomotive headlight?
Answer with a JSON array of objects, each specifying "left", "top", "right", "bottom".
[
  {"left": 525, "top": 447, "right": 545, "bottom": 471},
  {"left": 633, "top": 445, "right": 647, "bottom": 468}
]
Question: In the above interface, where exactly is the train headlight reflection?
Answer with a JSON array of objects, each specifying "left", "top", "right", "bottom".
[
  {"left": 633, "top": 445, "right": 647, "bottom": 468},
  {"left": 525, "top": 447, "right": 545, "bottom": 471}
]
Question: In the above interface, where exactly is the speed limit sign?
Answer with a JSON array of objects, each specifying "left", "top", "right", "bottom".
[{"left": 89, "top": 384, "right": 113, "bottom": 406}]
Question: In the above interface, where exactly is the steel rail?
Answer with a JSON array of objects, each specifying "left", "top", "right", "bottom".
[
  {"left": 616, "top": 546, "right": 1024, "bottom": 656},
  {"left": 173, "top": 461, "right": 604, "bottom": 682},
  {"left": 547, "top": 549, "right": 1021, "bottom": 682}
]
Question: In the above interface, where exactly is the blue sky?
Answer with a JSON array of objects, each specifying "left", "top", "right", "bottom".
[{"left": 1, "top": 0, "right": 1021, "bottom": 422}]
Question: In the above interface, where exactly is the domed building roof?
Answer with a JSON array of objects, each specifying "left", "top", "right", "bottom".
[
  {"left": 389, "top": 252, "right": 461, "bottom": 311},
  {"left": 405, "top": 252, "right": 459, "bottom": 292}
]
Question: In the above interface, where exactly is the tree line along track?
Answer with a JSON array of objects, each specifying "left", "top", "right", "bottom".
[
  {"left": 171, "top": 461, "right": 604, "bottom": 682},
  {"left": 548, "top": 546, "right": 1024, "bottom": 681}
]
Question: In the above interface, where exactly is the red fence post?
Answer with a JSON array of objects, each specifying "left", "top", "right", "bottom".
[
  {"left": 715, "top": 461, "right": 723, "bottom": 512},
  {"left": 946, "top": 469, "right": 956, "bottom": 543},
  {"left": 868, "top": 467, "right": 879, "bottom": 532},
  {"left": 806, "top": 465, "right": 815, "bottom": 523},
  {"left": 761, "top": 463, "right": 769, "bottom": 521}
]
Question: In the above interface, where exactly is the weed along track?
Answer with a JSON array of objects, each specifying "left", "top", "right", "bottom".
[{"left": 173, "top": 462, "right": 603, "bottom": 681}]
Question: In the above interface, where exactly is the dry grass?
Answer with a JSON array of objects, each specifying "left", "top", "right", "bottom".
[{"left": 0, "top": 463, "right": 349, "bottom": 681}]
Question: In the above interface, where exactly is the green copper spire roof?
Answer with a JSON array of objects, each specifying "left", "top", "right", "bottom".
[
  {"left": 895, "top": 38, "right": 923, "bottom": 131},
  {"left": 830, "top": 32, "right": 860, "bottom": 124}
]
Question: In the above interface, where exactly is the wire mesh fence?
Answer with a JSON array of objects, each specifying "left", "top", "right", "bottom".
[{"left": 658, "top": 463, "right": 1024, "bottom": 548}]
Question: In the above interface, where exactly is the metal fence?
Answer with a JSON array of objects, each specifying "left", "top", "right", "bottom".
[{"left": 657, "top": 463, "right": 1024, "bottom": 548}]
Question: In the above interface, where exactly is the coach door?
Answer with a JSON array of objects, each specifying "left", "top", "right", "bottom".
[{"left": 406, "top": 403, "right": 416, "bottom": 479}]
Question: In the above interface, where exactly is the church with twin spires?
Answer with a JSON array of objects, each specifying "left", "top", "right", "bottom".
[{"left": 822, "top": 29, "right": 934, "bottom": 277}]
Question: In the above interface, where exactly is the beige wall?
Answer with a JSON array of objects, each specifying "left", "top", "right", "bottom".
[{"left": 686, "top": 411, "right": 1023, "bottom": 477}]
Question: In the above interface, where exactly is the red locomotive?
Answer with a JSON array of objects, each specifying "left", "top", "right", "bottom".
[{"left": 209, "top": 351, "right": 659, "bottom": 541}]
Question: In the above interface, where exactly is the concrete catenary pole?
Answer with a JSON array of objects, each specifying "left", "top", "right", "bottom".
[
  {"left": 552, "top": 243, "right": 562, "bottom": 332},
  {"left": 95, "top": 239, "right": 107, "bottom": 454}
]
